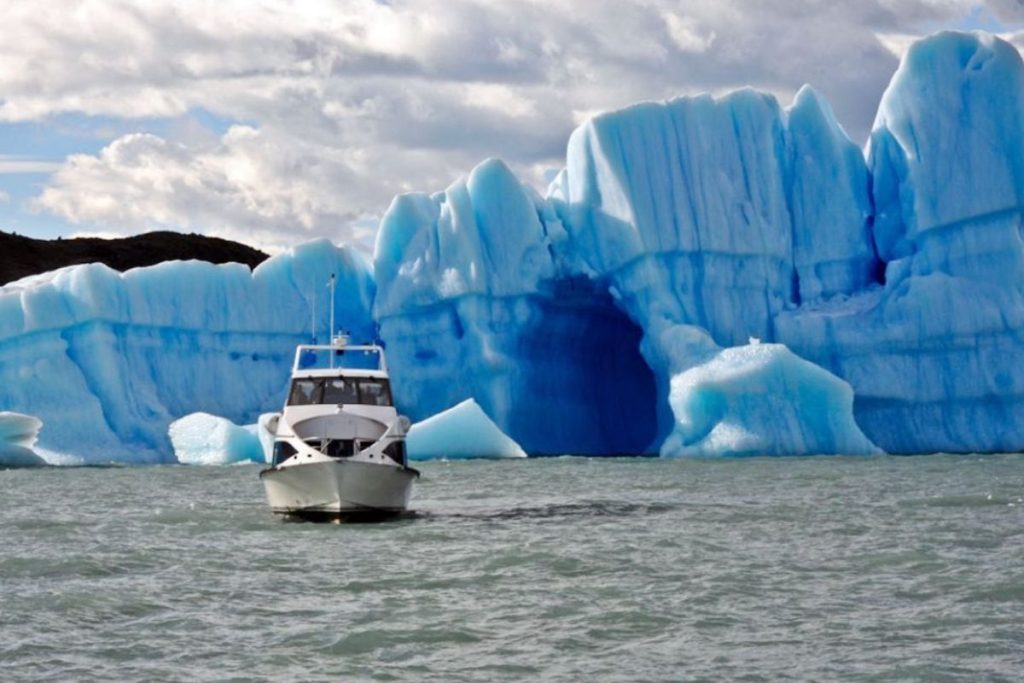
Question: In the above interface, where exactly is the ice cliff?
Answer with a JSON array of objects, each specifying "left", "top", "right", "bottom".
[
  {"left": 3, "top": 30, "right": 1021, "bottom": 461},
  {"left": 0, "top": 240, "right": 374, "bottom": 463},
  {"left": 377, "top": 30, "right": 1024, "bottom": 456},
  {"left": 374, "top": 158, "right": 658, "bottom": 455},
  {"left": 777, "top": 31, "right": 1024, "bottom": 453}
]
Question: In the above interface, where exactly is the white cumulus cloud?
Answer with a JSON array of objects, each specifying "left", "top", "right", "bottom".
[
  {"left": 1, "top": 0, "right": 1017, "bottom": 249},
  {"left": 32, "top": 127, "right": 399, "bottom": 251}
]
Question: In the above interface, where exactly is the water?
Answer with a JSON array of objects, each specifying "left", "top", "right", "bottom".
[{"left": 1, "top": 455, "right": 1023, "bottom": 682}]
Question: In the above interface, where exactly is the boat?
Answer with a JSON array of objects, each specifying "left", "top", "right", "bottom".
[{"left": 259, "top": 334, "right": 419, "bottom": 521}]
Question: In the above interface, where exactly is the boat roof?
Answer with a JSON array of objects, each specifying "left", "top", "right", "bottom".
[
  {"left": 292, "top": 368, "right": 389, "bottom": 379},
  {"left": 291, "top": 342, "right": 389, "bottom": 375}
]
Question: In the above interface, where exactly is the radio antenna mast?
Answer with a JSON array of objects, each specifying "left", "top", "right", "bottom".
[
  {"left": 311, "top": 287, "right": 317, "bottom": 344},
  {"left": 329, "top": 273, "right": 336, "bottom": 341},
  {"left": 329, "top": 273, "right": 337, "bottom": 369}
]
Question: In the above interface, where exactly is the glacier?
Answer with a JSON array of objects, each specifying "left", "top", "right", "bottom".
[
  {"left": 374, "top": 158, "right": 658, "bottom": 455},
  {"left": 0, "top": 240, "right": 374, "bottom": 463},
  {"left": 777, "top": 31, "right": 1024, "bottom": 453},
  {"left": 3, "top": 30, "right": 1023, "bottom": 462},
  {"left": 378, "top": 30, "right": 1024, "bottom": 457},
  {"left": 406, "top": 398, "right": 528, "bottom": 461}
]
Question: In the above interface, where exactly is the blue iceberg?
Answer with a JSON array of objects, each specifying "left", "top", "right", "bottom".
[
  {"left": 662, "top": 342, "right": 880, "bottom": 457},
  {"left": 406, "top": 399, "right": 528, "bottom": 461},
  {"left": 0, "top": 240, "right": 374, "bottom": 463},
  {"left": 169, "top": 412, "right": 265, "bottom": 466},
  {"left": 0, "top": 411, "right": 48, "bottom": 467},
  {"left": 4, "top": 30, "right": 1024, "bottom": 461},
  {"left": 375, "top": 158, "right": 658, "bottom": 455},
  {"left": 380, "top": 30, "right": 1024, "bottom": 456}
]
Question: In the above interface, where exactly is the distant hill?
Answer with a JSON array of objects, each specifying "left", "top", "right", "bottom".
[{"left": 0, "top": 230, "right": 269, "bottom": 285}]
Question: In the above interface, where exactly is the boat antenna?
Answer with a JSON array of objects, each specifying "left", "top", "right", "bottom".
[
  {"left": 311, "top": 286, "right": 317, "bottom": 344},
  {"left": 329, "top": 273, "right": 336, "bottom": 369}
]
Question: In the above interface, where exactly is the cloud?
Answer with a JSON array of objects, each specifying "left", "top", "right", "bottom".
[
  {"left": 3, "top": 0, "right": 1009, "bottom": 249},
  {"left": 0, "top": 190, "right": 9, "bottom": 204},
  {"left": 0, "top": 156, "right": 63, "bottom": 174},
  {"left": 31, "top": 127, "right": 382, "bottom": 251}
]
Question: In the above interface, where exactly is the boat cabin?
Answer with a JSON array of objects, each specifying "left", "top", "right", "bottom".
[
  {"left": 287, "top": 376, "right": 393, "bottom": 407},
  {"left": 274, "top": 341, "right": 406, "bottom": 467}
]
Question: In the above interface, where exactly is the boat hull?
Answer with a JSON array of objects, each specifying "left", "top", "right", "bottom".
[{"left": 260, "top": 459, "right": 417, "bottom": 520}]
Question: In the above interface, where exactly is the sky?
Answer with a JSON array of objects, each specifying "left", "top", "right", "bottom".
[{"left": 1, "top": 1, "right": 1022, "bottom": 254}]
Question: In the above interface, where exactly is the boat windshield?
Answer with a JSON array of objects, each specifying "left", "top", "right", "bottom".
[
  {"left": 288, "top": 377, "right": 393, "bottom": 407},
  {"left": 296, "top": 347, "right": 383, "bottom": 371}
]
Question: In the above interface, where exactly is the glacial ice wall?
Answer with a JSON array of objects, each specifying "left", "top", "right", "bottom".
[
  {"left": 0, "top": 240, "right": 374, "bottom": 463},
  {"left": 4, "top": 30, "right": 1021, "bottom": 461},
  {"left": 374, "top": 158, "right": 659, "bottom": 455},
  {"left": 777, "top": 31, "right": 1024, "bottom": 453},
  {"left": 377, "top": 30, "right": 1024, "bottom": 456},
  {"left": 545, "top": 84, "right": 883, "bottom": 453}
]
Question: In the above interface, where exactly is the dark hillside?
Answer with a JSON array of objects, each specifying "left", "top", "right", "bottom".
[{"left": 0, "top": 230, "right": 269, "bottom": 285}]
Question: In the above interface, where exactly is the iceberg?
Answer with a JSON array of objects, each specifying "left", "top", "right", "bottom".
[
  {"left": 169, "top": 412, "right": 265, "bottom": 466},
  {"left": 0, "top": 240, "right": 375, "bottom": 463},
  {"left": 406, "top": 399, "right": 528, "bottom": 460},
  {"left": 255, "top": 412, "right": 278, "bottom": 463},
  {"left": 777, "top": 31, "right": 1024, "bottom": 453},
  {"left": 662, "top": 342, "right": 880, "bottom": 457},
  {"left": 5, "top": 30, "right": 1024, "bottom": 460},
  {"left": 375, "top": 158, "right": 659, "bottom": 455},
  {"left": 0, "top": 411, "right": 47, "bottom": 467},
  {"left": 377, "top": 30, "right": 1024, "bottom": 457}
]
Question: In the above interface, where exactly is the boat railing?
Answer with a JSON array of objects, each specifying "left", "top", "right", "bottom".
[{"left": 292, "top": 341, "right": 387, "bottom": 373}]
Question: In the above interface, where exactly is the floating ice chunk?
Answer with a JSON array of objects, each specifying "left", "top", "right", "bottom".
[
  {"left": 406, "top": 399, "right": 528, "bottom": 460},
  {"left": 0, "top": 412, "right": 47, "bottom": 467},
  {"left": 169, "top": 412, "right": 265, "bottom": 466},
  {"left": 0, "top": 411, "right": 41, "bottom": 447},
  {"left": 661, "top": 343, "right": 882, "bottom": 457},
  {"left": 254, "top": 413, "right": 279, "bottom": 463},
  {"left": 0, "top": 443, "right": 47, "bottom": 468}
]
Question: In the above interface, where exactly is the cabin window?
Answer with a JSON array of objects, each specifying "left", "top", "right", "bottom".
[
  {"left": 287, "top": 376, "right": 393, "bottom": 407},
  {"left": 272, "top": 442, "right": 297, "bottom": 465},
  {"left": 325, "top": 439, "right": 355, "bottom": 458},
  {"left": 383, "top": 440, "right": 407, "bottom": 466},
  {"left": 288, "top": 379, "right": 322, "bottom": 406},
  {"left": 322, "top": 378, "right": 359, "bottom": 405},
  {"left": 357, "top": 379, "right": 393, "bottom": 407}
]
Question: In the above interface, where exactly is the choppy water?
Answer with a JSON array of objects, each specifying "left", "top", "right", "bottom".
[{"left": 1, "top": 455, "right": 1023, "bottom": 682}]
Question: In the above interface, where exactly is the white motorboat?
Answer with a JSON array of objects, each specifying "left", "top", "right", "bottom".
[{"left": 260, "top": 335, "right": 419, "bottom": 521}]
